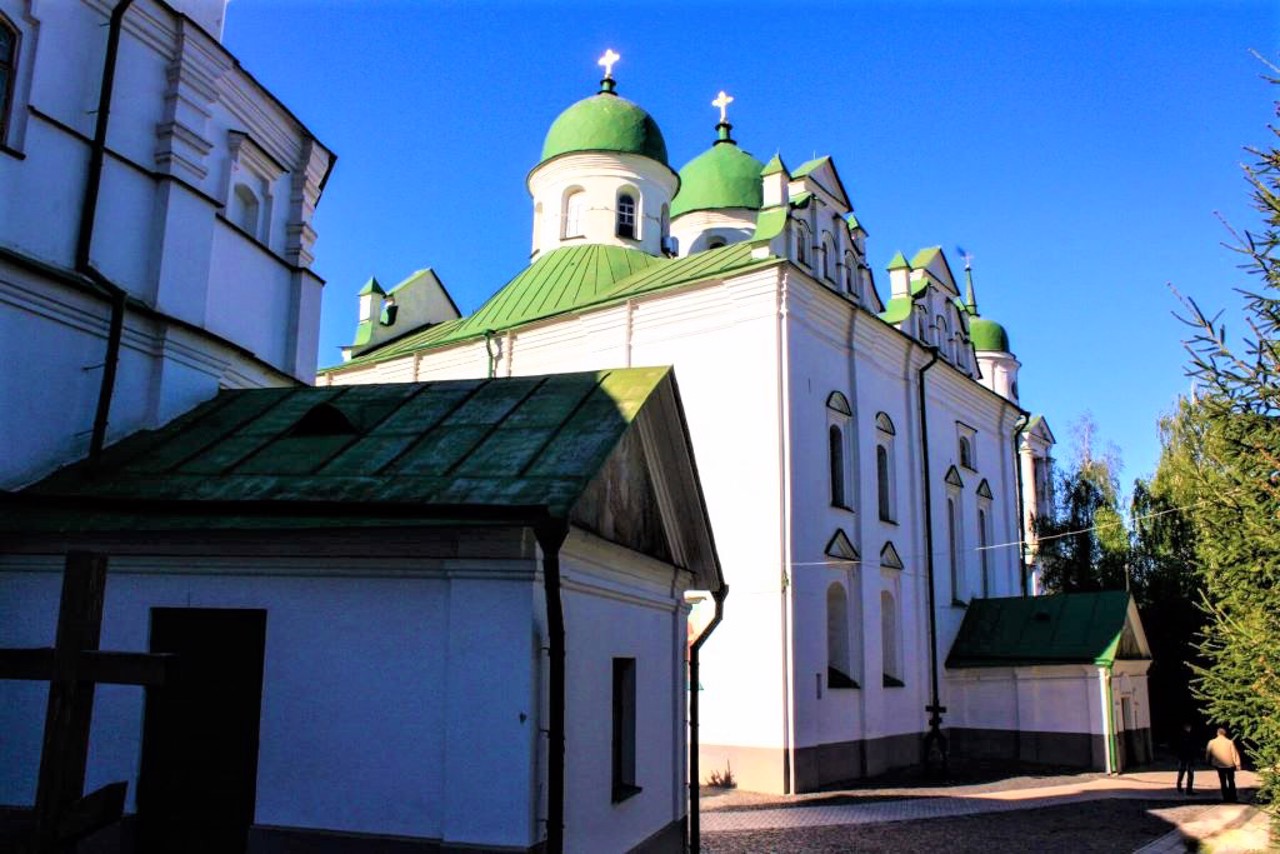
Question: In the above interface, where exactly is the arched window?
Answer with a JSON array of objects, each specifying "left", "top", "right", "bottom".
[
  {"left": 827, "top": 583, "right": 855, "bottom": 688},
  {"left": 827, "top": 392, "right": 852, "bottom": 509},
  {"left": 706, "top": 236, "right": 727, "bottom": 250},
  {"left": 844, "top": 252, "right": 857, "bottom": 296},
  {"left": 881, "top": 590, "right": 901, "bottom": 686},
  {"left": 875, "top": 413, "right": 895, "bottom": 523},
  {"left": 0, "top": 18, "right": 15, "bottom": 143},
  {"left": 794, "top": 222, "right": 810, "bottom": 266},
  {"left": 562, "top": 189, "right": 585, "bottom": 238},
  {"left": 959, "top": 436, "right": 973, "bottom": 469},
  {"left": 616, "top": 191, "right": 637, "bottom": 239},
  {"left": 230, "top": 183, "right": 260, "bottom": 238},
  {"left": 829, "top": 425, "right": 846, "bottom": 508}
]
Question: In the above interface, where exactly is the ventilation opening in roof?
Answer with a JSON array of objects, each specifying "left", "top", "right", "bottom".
[{"left": 291, "top": 402, "right": 358, "bottom": 437}]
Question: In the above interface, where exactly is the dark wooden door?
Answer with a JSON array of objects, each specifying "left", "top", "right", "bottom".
[{"left": 137, "top": 608, "right": 267, "bottom": 854}]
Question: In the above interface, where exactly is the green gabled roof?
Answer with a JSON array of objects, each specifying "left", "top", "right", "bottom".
[
  {"left": 761, "top": 153, "right": 787, "bottom": 176},
  {"left": 6, "top": 369, "right": 673, "bottom": 527},
  {"left": 791, "top": 155, "right": 830, "bottom": 178},
  {"left": 887, "top": 251, "right": 910, "bottom": 271},
  {"left": 910, "top": 246, "right": 942, "bottom": 269},
  {"left": 337, "top": 243, "right": 781, "bottom": 370},
  {"left": 946, "top": 591, "right": 1149, "bottom": 669},
  {"left": 358, "top": 276, "right": 384, "bottom": 296},
  {"left": 845, "top": 213, "right": 864, "bottom": 233},
  {"left": 540, "top": 91, "right": 669, "bottom": 168},
  {"left": 789, "top": 191, "right": 814, "bottom": 208}
]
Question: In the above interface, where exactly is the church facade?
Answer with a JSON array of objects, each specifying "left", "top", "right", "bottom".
[{"left": 320, "top": 59, "right": 1078, "bottom": 793}]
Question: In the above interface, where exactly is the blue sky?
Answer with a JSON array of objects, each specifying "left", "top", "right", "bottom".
[{"left": 225, "top": 0, "right": 1277, "bottom": 487}]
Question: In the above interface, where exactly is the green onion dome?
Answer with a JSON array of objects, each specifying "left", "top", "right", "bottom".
[
  {"left": 970, "top": 316, "right": 1010, "bottom": 352},
  {"left": 540, "top": 84, "right": 669, "bottom": 168},
  {"left": 670, "top": 126, "right": 764, "bottom": 218}
]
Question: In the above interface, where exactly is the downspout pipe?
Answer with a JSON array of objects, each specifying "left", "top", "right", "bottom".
[
  {"left": 1011, "top": 413, "right": 1030, "bottom": 596},
  {"left": 915, "top": 346, "right": 946, "bottom": 772},
  {"left": 687, "top": 585, "right": 727, "bottom": 854},
  {"left": 77, "top": 0, "right": 134, "bottom": 460},
  {"left": 536, "top": 522, "right": 569, "bottom": 854}
]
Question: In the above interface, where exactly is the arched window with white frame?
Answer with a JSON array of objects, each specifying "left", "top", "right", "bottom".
[
  {"left": 881, "top": 589, "right": 901, "bottom": 686},
  {"left": 562, "top": 188, "right": 586, "bottom": 239},
  {"left": 794, "top": 221, "right": 811, "bottom": 266},
  {"left": 876, "top": 413, "right": 896, "bottom": 522},
  {"left": 827, "top": 391, "right": 852, "bottom": 510},
  {"left": 827, "top": 583, "right": 855, "bottom": 688},
  {"left": 230, "top": 183, "right": 261, "bottom": 239},
  {"left": 616, "top": 189, "right": 637, "bottom": 239}
]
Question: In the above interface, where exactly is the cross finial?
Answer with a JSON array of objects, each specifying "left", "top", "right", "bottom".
[
  {"left": 712, "top": 90, "right": 734, "bottom": 124},
  {"left": 598, "top": 49, "right": 620, "bottom": 80}
]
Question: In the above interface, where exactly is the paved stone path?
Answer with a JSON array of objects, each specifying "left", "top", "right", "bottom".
[{"left": 702, "top": 769, "right": 1269, "bottom": 851}]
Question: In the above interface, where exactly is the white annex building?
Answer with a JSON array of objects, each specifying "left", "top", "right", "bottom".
[{"left": 322, "top": 56, "right": 1151, "bottom": 794}]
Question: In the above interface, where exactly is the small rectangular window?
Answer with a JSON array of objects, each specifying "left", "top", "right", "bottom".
[{"left": 612, "top": 657, "right": 640, "bottom": 802}]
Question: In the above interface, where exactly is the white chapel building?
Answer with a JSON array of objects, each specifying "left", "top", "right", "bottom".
[{"left": 322, "top": 58, "right": 1152, "bottom": 793}]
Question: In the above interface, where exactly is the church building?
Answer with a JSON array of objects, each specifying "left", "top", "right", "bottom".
[{"left": 322, "top": 53, "right": 1150, "bottom": 793}]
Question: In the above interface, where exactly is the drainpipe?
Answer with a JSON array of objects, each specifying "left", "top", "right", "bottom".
[
  {"left": 1098, "top": 666, "right": 1116, "bottom": 773},
  {"left": 1011, "top": 413, "right": 1030, "bottom": 596},
  {"left": 77, "top": 0, "right": 134, "bottom": 460},
  {"left": 484, "top": 329, "right": 498, "bottom": 379},
  {"left": 915, "top": 346, "right": 946, "bottom": 772},
  {"left": 536, "top": 522, "right": 569, "bottom": 854},
  {"left": 687, "top": 585, "right": 727, "bottom": 854}
]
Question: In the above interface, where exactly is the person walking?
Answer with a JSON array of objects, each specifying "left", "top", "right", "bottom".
[
  {"left": 1205, "top": 727, "right": 1242, "bottom": 802},
  {"left": 1176, "top": 722, "right": 1198, "bottom": 794}
]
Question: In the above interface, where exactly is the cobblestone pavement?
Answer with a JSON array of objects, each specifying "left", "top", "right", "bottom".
[{"left": 699, "top": 768, "right": 1270, "bottom": 852}]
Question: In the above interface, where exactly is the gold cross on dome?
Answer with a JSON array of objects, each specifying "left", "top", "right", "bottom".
[
  {"left": 712, "top": 90, "right": 734, "bottom": 124},
  {"left": 598, "top": 49, "right": 621, "bottom": 79}
]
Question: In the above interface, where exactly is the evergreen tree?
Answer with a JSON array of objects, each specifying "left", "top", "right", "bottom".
[{"left": 1177, "top": 57, "right": 1280, "bottom": 809}]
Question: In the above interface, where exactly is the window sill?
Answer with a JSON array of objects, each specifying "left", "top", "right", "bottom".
[
  {"left": 951, "top": 599, "right": 968, "bottom": 609},
  {"left": 0, "top": 142, "right": 25, "bottom": 160},
  {"left": 828, "top": 668, "right": 859, "bottom": 690},
  {"left": 831, "top": 502, "right": 854, "bottom": 513},
  {"left": 883, "top": 675, "right": 905, "bottom": 688},
  {"left": 878, "top": 516, "right": 898, "bottom": 526},
  {"left": 612, "top": 783, "right": 643, "bottom": 804}
]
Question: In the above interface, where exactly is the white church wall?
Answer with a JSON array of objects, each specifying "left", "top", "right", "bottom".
[{"left": 0, "top": 0, "right": 332, "bottom": 487}]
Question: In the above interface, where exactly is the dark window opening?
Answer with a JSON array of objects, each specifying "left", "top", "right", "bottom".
[
  {"left": 877, "top": 445, "right": 892, "bottom": 521},
  {"left": 617, "top": 193, "right": 636, "bottom": 239},
  {"left": 612, "top": 657, "right": 641, "bottom": 802},
  {"left": 829, "top": 425, "right": 846, "bottom": 508},
  {"left": 0, "top": 20, "right": 15, "bottom": 143}
]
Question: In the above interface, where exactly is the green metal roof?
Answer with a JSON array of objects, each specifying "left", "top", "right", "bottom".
[
  {"left": 357, "top": 276, "right": 384, "bottom": 296},
  {"left": 752, "top": 205, "right": 789, "bottom": 242},
  {"left": 670, "top": 139, "right": 765, "bottom": 218},
  {"left": 761, "top": 153, "right": 787, "bottom": 176},
  {"left": 791, "top": 155, "right": 830, "bottom": 178},
  {"left": 910, "top": 246, "right": 942, "bottom": 269},
  {"left": 970, "top": 316, "right": 1011, "bottom": 352},
  {"left": 946, "top": 591, "right": 1149, "bottom": 669},
  {"left": 4, "top": 369, "right": 676, "bottom": 528},
  {"left": 886, "top": 251, "right": 910, "bottom": 271},
  {"left": 540, "top": 91, "right": 669, "bottom": 168},
  {"left": 335, "top": 243, "right": 781, "bottom": 370},
  {"left": 879, "top": 296, "right": 913, "bottom": 324}
]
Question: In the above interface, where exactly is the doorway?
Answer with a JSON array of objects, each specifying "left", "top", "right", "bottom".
[{"left": 136, "top": 608, "right": 267, "bottom": 854}]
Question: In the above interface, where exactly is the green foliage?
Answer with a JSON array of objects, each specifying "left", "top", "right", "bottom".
[
  {"left": 1034, "top": 416, "right": 1130, "bottom": 594},
  {"left": 1176, "top": 56, "right": 1280, "bottom": 810}
]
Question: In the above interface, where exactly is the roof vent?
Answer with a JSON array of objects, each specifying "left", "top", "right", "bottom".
[{"left": 291, "top": 402, "right": 357, "bottom": 437}]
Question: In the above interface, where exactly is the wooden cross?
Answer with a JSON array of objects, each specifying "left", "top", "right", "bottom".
[
  {"left": 0, "top": 551, "right": 173, "bottom": 853},
  {"left": 712, "top": 90, "right": 734, "bottom": 124},
  {"left": 598, "top": 49, "right": 620, "bottom": 79}
]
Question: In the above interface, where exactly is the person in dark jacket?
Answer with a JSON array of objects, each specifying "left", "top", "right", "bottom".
[{"left": 1176, "top": 722, "right": 1197, "bottom": 794}]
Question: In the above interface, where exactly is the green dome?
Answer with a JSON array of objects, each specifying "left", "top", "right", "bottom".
[
  {"left": 970, "top": 316, "right": 1010, "bottom": 352},
  {"left": 540, "top": 92, "right": 669, "bottom": 167},
  {"left": 670, "top": 136, "right": 765, "bottom": 218}
]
